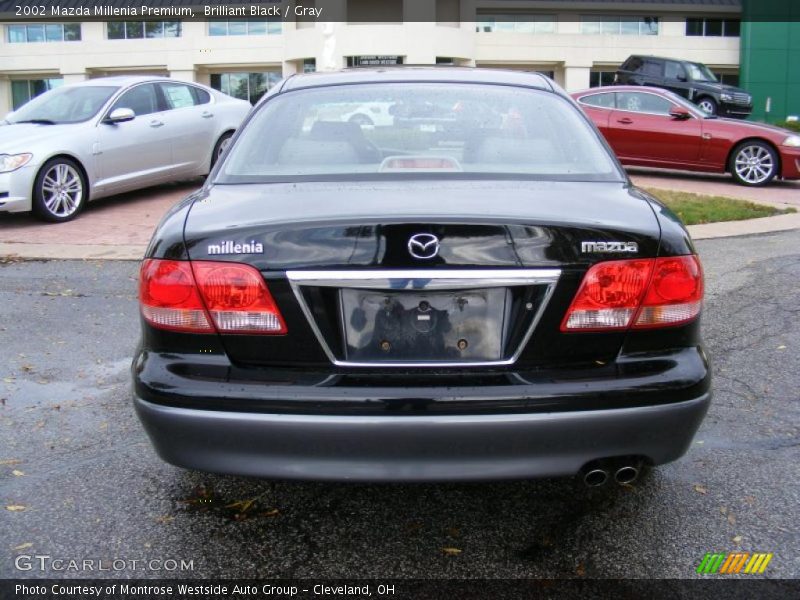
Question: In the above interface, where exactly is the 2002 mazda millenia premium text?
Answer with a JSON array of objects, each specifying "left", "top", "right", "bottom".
[{"left": 133, "top": 68, "right": 711, "bottom": 487}]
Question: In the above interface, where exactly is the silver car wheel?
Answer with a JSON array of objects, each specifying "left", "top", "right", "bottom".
[
  {"left": 41, "top": 163, "right": 83, "bottom": 218},
  {"left": 698, "top": 99, "right": 716, "bottom": 115},
  {"left": 734, "top": 144, "right": 775, "bottom": 185}
]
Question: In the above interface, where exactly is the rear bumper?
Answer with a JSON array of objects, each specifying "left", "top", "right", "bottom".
[{"left": 134, "top": 391, "right": 711, "bottom": 482}]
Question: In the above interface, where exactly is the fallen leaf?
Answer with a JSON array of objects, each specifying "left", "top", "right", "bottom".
[
  {"left": 720, "top": 506, "right": 727, "bottom": 515},
  {"left": 2, "top": 378, "right": 14, "bottom": 384},
  {"left": 777, "top": 345, "right": 786, "bottom": 350},
  {"left": 727, "top": 513, "right": 736, "bottom": 526},
  {"left": 576, "top": 563, "right": 586, "bottom": 577},
  {"left": 5, "top": 505, "right": 26, "bottom": 512},
  {"left": 258, "top": 508, "right": 280, "bottom": 518},
  {"left": 155, "top": 515, "right": 174, "bottom": 524},
  {"left": 694, "top": 484, "right": 708, "bottom": 495},
  {"left": 12, "top": 470, "right": 24, "bottom": 476},
  {"left": 442, "top": 547, "right": 462, "bottom": 556},
  {"left": 13, "top": 543, "right": 33, "bottom": 551},
  {"left": 225, "top": 498, "right": 256, "bottom": 513},
  {"left": 733, "top": 535, "right": 742, "bottom": 544}
]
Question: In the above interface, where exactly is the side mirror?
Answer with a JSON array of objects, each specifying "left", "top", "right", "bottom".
[
  {"left": 105, "top": 108, "right": 135, "bottom": 124},
  {"left": 669, "top": 106, "right": 692, "bottom": 120}
]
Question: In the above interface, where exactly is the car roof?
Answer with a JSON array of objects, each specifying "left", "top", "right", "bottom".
[
  {"left": 67, "top": 75, "right": 176, "bottom": 87},
  {"left": 572, "top": 85, "right": 668, "bottom": 96},
  {"left": 624, "top": 55, "right": 699, "bottom": 64},
  {"left": 280, "top": 67, "right": 557, "bottom": 93}
]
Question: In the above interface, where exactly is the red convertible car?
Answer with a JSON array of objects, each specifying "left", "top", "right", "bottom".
[{"left": 572, "top": 86, "right": 800, "bottom": 186}]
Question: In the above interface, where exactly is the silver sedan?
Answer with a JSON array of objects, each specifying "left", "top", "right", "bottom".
[{"left": 0, "top": 76, "right": 251, "bottom": 222}]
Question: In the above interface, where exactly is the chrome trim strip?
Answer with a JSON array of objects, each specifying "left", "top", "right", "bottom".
[
  {"left": 287, "top": 269, "right": 562, "bottom": 290},
  {"left": 286, "top": 269, "right": 561, "bottom": 368}
]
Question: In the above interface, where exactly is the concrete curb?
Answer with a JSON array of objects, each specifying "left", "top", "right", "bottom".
[{"left": 687, "top": 211, "right": 800, "bottom": 240}]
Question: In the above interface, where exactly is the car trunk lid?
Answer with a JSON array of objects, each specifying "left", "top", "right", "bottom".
[{"left": 183, "top": 180, "right": 661, "bottom": 368}]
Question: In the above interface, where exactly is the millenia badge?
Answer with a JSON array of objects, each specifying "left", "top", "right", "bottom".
[
  {"left": 696, "top": 552, "right": 773, "bottom": 574},
  {"left": 207, "top": 241, "right": 264, "bottom": 255}
]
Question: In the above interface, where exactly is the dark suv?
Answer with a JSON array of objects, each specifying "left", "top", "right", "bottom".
[{"left": 615, "top": 55, "right": 752, "bottom": 118}]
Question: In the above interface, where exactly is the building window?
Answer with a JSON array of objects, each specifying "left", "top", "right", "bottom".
[
  {"left": 590, "top": 71, "right": 616, "bottom": 88},
  {"left": 107, "top": 21, "right": 181, "bottom": 39},
  {"left": 476, "top": 14, "right": 556, "bottom": 34},
  {"left": 581, "top": 16, "right": 659, "bottom": 35},
  {"left": 715, "top": 72, "right": 740, "bottom": 87},
  {"left": 436, "top": 0, "right": 460, "bottom": 24},
  {"left": 303, "top": 59, "right": 316, "bottom": 73},
  {"left": 7, "top": 23, "right": 81, "bottom": 43},
  {"left": 686, "top": 18, "right": 740, "bottom": 37},
  {"left": 11, "top": 78, "right": 63, "bottom": 110},
  {"left": 208, "top": 20, "right": 282, "bottom": 36},
  {"left": 210, "top": 72, "right": 282, "bottom": 105}
]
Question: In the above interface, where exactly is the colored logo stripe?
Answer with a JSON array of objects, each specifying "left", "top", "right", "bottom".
[{"left": 697, "top": 552, "right": 773, "bottom": 575}]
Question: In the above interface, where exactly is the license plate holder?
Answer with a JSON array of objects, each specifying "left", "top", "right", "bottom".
[{"left": 340, "top": 287, "right": 510, "bottom": 363}]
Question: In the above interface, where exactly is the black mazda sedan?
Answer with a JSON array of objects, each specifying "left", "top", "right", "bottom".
[{"left": 133, "top": 68, "right": 711, "bottom": 486}]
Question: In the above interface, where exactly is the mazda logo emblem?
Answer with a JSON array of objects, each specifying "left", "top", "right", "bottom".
[{"left": 407, "top": 233, "right": 440, "bottom": 260}]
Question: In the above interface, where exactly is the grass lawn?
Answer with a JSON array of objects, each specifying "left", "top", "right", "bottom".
[{"left": 644, "top": 188, "right": 796, "bottom": 226}]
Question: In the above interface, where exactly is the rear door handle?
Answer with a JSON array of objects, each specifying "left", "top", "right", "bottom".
[
  {"left": 616, "top": 118, "right": 634, "bottom": 125},
  {"left": 201, "top": 111, "right": 214, "bottom": 119},
  {"left": 149, "top": 120, "right": 164, "bottom": 128}
]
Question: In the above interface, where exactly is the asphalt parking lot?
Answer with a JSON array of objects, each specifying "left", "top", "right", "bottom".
[{"left": 1, "top": 228, "right": 798, "bottom": 580}]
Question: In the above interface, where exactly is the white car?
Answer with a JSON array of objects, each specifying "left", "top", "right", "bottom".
[
  {"left": 0, "top": 76, "right": 251, "bottom": 222},
  {"left": 340, "top": 102, "right": 395, "bottom": 128}
]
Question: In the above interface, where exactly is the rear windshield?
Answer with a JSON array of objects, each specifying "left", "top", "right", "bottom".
[{"left": 216, "top": 83, "right": 622, "bottom": 183}]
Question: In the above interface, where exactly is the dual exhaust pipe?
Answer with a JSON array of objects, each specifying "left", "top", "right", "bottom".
[{"left": 581, "top": 458, "right": 643, "bottom": 487}]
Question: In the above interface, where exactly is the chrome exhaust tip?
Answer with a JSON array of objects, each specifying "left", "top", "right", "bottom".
[
  {"left": 614, "top": 465, "right": 639, "bottom": 485},
  {"left": 583, "top": 468, "right": 609, "bottom": 487}
]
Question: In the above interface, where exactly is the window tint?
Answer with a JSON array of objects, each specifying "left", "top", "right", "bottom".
[
  {"left": 112, "top": 84, "right": 160, "bottom": 116},
  {"left": 218, "top": 83, "right": 620, "bottom": 182},
  {"left": 622, "top": 57, "right": 643, "bottom": 73},
  {"left": 580, "top": 93, "right": 615, "bottom": 109},
  {"left": 192, "top": 87, "right": 211, "bottom": 105},
  {"left": 617, "top": 92, "right": 673, "bottom": 115},
  {"left": 664, "top": 61, "right": 687, "bottom": 80},
  {"left": 160, "top": 83, "right": 196, "bottom": 109},
  {"left": 641, "top": 60, "right": 662, "bottom": 77}
]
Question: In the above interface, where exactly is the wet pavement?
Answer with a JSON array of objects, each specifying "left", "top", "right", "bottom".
[{"left": 1, "top": 230, "right": 799, "bottom": 579}]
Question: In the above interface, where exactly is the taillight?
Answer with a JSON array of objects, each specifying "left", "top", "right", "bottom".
[
  {"left": 140, "top": 260, "right": 213, "bottom": 332},
  {"left": 139, "top": 259, "right": 287, "bottom": 334},
  {"left": 561, "top": 255, "right": 703, "bottom": 332},
  {"left": 633, "top": 256, "right": 703, "bottom": 329},
  {"left": 192, "top": 261, "right": 287, "bottom": 333}
]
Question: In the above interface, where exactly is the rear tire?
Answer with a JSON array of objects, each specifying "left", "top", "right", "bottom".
[
  {"left": 729, "top": 141, "right": 778, "bottom": 186},
  {"left": 211, "top": 131, "right": 234, "bottom": 170},
  {"left": 32, "top": 157, "right": 87, "bottom": 223}
]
